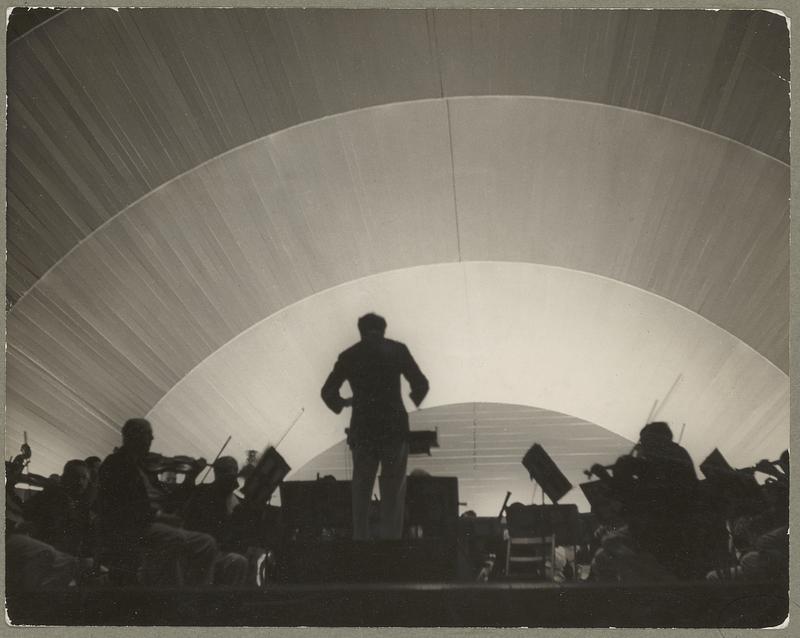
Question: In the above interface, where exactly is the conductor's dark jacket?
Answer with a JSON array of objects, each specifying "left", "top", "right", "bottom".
[{"left": 321, "top": 337, "right": 429, "bottom": 448}]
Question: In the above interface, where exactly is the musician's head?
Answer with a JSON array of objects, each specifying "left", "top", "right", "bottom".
[
  {"left": 639, "top": 421, "right": 673, "bottom": 449},
  {"left": 84, "top": 455, "right": 102, "bottom": 480},
  {"left": 213, "top": 455, "right": 240, "bottom": 493},
  {"left": 358, "top": 313, "right": 386, "bottom": 342},
  {"left": 61, "top": 459, "right": 90, "bottom": 497},
  {"left": 122, "top": 418, "right": 154, "bottom": 457}
]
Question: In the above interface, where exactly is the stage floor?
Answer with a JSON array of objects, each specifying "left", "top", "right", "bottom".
[{"left": 6, "top": 580, "right": 789, "bottom": 627}]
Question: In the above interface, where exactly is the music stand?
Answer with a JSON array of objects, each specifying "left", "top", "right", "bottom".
[
  {"left": 241, "top": 446, "right": 291, "bottom": 505},
  {"left": 700, "top": 448, "right": 735, "bottom": 479},
  {"left": 408, "top": 430, "right": 439, "bottom": 456},
  {"left": 521, "top": 443, "right": 573, "bottom": 503}
]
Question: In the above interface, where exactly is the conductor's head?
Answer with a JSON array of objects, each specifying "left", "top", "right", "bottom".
[{"left": 358, "top": 313, "right": 387, "bottom": 341}]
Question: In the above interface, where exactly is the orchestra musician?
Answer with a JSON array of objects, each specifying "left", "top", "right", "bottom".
[
  {"left": 6, "top": 442, "right": 80, "bottom": 590},
  {"left": 321, "top": 313, "right": 429, "bottom": 541},
  {"left": 182, "top": 456, "right": 250, "bottom": 586},
  {"left": 96, "top": 418, "right": 217, "bottom": 587},
  {"left": 710, "top": 451, "right": 790, "bottom": 581},
  {"left": 588, "top": 421, "right": 700, "bottom": 579},
  {"left": 24, "top": 459, "right": 97, "bottom": 566}
]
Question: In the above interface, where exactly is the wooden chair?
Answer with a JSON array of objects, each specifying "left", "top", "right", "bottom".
[{"left": 504, "top": 533, "right": 556, "bottom": 580}]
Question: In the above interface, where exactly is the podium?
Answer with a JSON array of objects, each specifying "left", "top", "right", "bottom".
[{"left": 277, "top": 475, "right": 459, "bottom": 582}]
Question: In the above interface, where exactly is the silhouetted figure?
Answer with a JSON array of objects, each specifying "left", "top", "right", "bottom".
[
  {"left": 630, "top": 422, "right": 698, "bottom": 575},
  {"left": 705, "top": 450, "right": 789, "bottom": 582},
  {"left": 707, "top": 515, "right": 788, "bottom": 582},
  {"left": 5, "top": 450, "right": 78, "bottom": 590},
  {"left": 25, "top": 460, "right": 96, "bottom": 562},
  {"left": 754, "top": 451, "right": 789, "bottom": 528},
  {"left": 183, "top": 456, "right": 249, "bottom": 586},
  {"left": 321, "top": 313, "right": 429, "bottom": 540},
  {"left": 589, "top": 523, "right": 677, "bottom": 584},
  {"left": 590, "top": 422, "right": 699, "bottom": 579},
  {"left": 97, "top": 418, "right": 217, "bottom": 587}
]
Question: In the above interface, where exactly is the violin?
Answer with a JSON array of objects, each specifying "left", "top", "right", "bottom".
[
  {"left": 584, "top": 463, "right": 614, "bottom": 479},
  {"left": 583, "top": 438, "right": 647, "bottom": 479},
  {"left": 585, "top": 455, "right": 639, "bottom": 480},
  {"left": 141, "top": 453, "right": 207, "bottom": 475},
  {"left": 12, "top": 472, "right": 55, "bottom": 490},
  {"left": 738, "top": 457, "right": 787, "bottom": 476}
]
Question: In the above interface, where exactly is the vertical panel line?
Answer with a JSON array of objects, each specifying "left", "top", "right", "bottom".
[{"left": 445, "top": 98, "right": 462, "bottom": 262}]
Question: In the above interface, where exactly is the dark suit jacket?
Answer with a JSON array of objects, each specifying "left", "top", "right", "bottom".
[
  {"left": 183, "top": 484, "right": 241, "bottom": 549},
  {"left": 321, "top": 337, "right": 429, "bottom": 447},
  {"left": 25, "top": 484, "right": 95, "bottom": 556},
  {"left": 97, "top": 450, "right": 156, "bottom": 537}
]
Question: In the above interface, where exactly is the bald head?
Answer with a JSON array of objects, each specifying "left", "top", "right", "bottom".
[
  {"left": 214, "top": 456, "right": 239, "bottom": 476},
  {"left": 121, "top": 418, "right": 153, "bottom": 457},
  {"left": 213, "top": 455, "right": 240, "bottom": 494}
]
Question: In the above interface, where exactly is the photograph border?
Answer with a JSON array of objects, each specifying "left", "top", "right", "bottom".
[{"left": 1, "top": 0, "right": 797, "bottom": 636}]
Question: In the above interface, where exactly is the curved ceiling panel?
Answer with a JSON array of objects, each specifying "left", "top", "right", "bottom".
[
  {"left": 292, "top": 402, "right": 637, "bottom": 515},
  {"left": 450, "top": 98, "right": 788, "bottom": 370},
  {"left": 144, "top": 263, "right": 787, "bottom": 478},
  {"left": 7, "top": 8, "right": 788, "bottom": 300},
  {"left": 8, "top": 263, "right": 787, "bottom": 477},
  {"left": 6, "top": 98, "right": 787, "bottom": 476}
]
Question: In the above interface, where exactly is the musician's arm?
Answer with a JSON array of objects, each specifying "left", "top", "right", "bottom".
[
  {"left": 321, "top": 358, "right": 349, "bottom": 414},
  {"left": 401, "top": 345, "right": 429, "bottom": 407},
  {"left": 589, "top": 464, "right": 613, "bottom": 483},
  {"left": 754, "top": 459, "right": 784, "bottom": 479}
]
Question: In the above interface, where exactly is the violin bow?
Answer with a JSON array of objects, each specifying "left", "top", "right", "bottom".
[
  {"left": 649, "top": 373, "right": 683, "bottom": 423},
  {"left": 635, "top": 372, "right": 682, "bottom": 456},
  {"left": 198, "top": 435, "right": 232, "bottom": 484},
  {"left": 274, "top": 407, "right": 305, "bottom": 449},
  {"left": 22, "top": 431, "right": 31, "bottom": 473}
]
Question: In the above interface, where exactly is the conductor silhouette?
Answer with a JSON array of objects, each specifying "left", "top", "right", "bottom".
[{"left": 321, "top": 313, "right": 429, "bottom": 540}]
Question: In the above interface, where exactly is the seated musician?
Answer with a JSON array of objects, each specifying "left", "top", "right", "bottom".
[
  {"left": 705, "top": 452, "right": 789, "bottom": 582},
  {"left": 707, "top": 513, "right": 788, "bottom": 582},
  {"left": 755, "top": 451, "right": 789, "bottom": 522},
  {"left": 6, "top": 452, "right": 79, "bottom": 590},
  {"left": 97, "top": 418, "right": 217, "bottom": 587},
  {"left": 24, "top": 460, "right": 97, "bottom": 567},
  {"left": 182, "top": 456, "right": 249, "bottom": 586},
  {"left": 589, "top": 523, "right": 677, "bottom": 583},
  {"left": 589, "top": 421, "right": 699, "bottom": 580}
]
